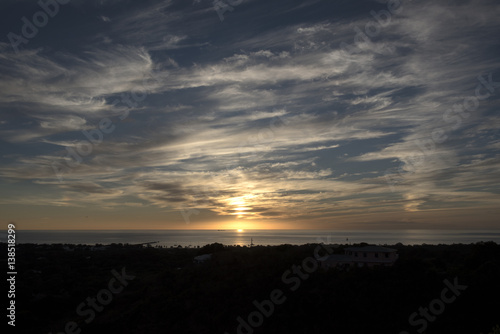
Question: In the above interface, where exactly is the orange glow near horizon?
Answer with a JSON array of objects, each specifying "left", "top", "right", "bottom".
[{"left": 208, "top": 217, "right": 306, "bottom": 230}]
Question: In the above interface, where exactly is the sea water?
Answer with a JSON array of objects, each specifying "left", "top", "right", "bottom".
[{"left": 10, "top": 229, "right": 500, "bottom": 247}]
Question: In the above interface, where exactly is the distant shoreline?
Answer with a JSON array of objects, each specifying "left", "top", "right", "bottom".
[{"left": 4, "top": 229, "right": 500, "bottom": 247}]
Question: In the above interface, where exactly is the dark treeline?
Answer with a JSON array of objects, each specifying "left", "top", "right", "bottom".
[{"left": 3, "top": 241, "right": 500, "bottom": 334}]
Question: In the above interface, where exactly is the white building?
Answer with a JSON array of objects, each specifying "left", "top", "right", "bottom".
[
  {"left": 193, "top": 253, "right": 212, "bottom": 264},
  {"left": 320, "top": 245, "right": 398, "bottom": 269}
]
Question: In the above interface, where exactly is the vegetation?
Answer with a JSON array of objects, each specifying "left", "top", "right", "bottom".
[
  {"left": 3, "top": 241, "right": 499, "bottom": 334},
  {"left": 482, "top": 325, "right": 500, "bottom": 334}
]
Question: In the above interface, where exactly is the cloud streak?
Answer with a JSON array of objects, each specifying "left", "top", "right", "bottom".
[{"left": 0, "top": 0, "right": 499, "bottom": 229}]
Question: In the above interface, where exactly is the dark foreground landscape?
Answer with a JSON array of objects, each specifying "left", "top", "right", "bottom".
[{"left": 4, "top": 242, "right": 500, "bottom": 334}]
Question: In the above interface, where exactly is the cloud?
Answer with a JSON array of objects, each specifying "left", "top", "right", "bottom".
[
  {"left": 0, "top": 0, "right": 499, "bottom": 228},
  {"left": 99, "top": 15, "right": 111, "bottom": 22}
]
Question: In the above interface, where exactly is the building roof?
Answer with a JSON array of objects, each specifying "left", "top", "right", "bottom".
[
  {"left": 194, "top": 254, "right": 212, "bottom": 262},
  {"left": 345, "top": 246, "right": 397, "bottom": 253}
]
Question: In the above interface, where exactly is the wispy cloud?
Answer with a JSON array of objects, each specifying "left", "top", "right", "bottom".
[{"left": 1, "top": 0, "right": 499, "bottom": 229}]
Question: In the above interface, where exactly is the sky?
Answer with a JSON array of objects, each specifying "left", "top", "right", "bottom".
[{"left": 0, "top": 0, "right": 499, "bottom": 230}]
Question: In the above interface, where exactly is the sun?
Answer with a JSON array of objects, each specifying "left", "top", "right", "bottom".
[
  {"left": 237, "top": 229, "right": 244, "bottom": 232},
  {"left": 225, "top": 195, "right": 257, "bottom": 218}
]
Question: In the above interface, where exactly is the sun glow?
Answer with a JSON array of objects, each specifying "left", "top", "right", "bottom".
[
  {"left": 237, "top": 229, "right": 244, "bottom": 232},
  {"left": 225, "top": 195, "right": 256, "bottom": 218}
]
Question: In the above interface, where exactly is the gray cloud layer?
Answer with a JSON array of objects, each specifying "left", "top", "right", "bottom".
[{"left": 1, "top": 0, "right": 499, "bottom": 228}]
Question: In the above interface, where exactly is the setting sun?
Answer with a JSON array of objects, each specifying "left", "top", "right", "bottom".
[{"left": 237, "top": 229, "right": 244, "bottom": 232}]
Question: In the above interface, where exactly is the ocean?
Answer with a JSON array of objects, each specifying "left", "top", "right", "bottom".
[{"left": 8, "top": 229, "right": 500, "bottom": 247}]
